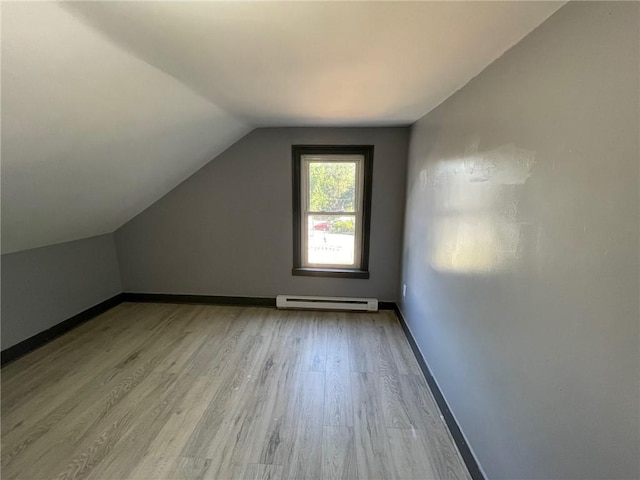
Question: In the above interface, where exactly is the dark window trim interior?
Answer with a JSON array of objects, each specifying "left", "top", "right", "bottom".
[{"left": 292, "top": 145, "right": 373, "bottom": 279}]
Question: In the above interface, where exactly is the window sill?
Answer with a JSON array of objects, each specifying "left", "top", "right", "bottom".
[{"left": 292, "top": 267, "right": 370, "bottom": 279}]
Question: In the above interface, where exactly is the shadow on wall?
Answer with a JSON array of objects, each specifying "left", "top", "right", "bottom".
[{"left": 421, "top": 139, "right": 536, "bottom": 275}]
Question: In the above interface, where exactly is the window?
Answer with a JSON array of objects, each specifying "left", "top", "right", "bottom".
[{"left": 292, "top": 145, "right": 373, "bottom": 278}]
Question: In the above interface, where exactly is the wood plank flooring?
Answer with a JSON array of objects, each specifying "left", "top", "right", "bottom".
[{"left": 1, "top": 303, "right": 470, "bottom": 480}]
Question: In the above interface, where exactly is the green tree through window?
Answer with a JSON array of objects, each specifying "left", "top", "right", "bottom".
[{"left": 309, "top": 162, "right": 355, "bottom": 212}]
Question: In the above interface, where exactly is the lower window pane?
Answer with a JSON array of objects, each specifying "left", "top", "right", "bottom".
[{"left": 307, "top": 215, "right": 356, "bottom": 266}]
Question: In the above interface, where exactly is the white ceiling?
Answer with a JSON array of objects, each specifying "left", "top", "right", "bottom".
[
  {"left": 64, "top": 1, "right": 564, "bottom": 126},
  {"left": 1, "top": 1, "right": 564, "bottom": 254},
  {"left": 1, "top": 2, "right": 251, "bottom": 253}
]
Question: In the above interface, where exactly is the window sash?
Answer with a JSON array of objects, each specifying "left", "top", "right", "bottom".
[
  {"left": 303, "top": 213, "right": 358, "bottom": 268},
  {"left": 300, "top": 155, "right": 364, "bottom": 268}
]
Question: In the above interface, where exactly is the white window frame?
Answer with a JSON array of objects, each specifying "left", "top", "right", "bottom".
[{"left": 300, "top": 154, "right": 364, "bottom": 269}]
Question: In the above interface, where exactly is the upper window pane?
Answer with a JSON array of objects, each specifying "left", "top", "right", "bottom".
[{"left": 308, "top": 161, "right": 356, "bottom": 212}]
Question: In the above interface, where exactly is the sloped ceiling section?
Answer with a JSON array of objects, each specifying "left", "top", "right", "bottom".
[
  {"left": 63, "top": 1, "right": 564, "bottom": 126},
  {"left": 1, "top": 1, "right": 564, "bottom": 254},
  {"left": 1, "top": 2, "right": 251, "bottom": 254}
]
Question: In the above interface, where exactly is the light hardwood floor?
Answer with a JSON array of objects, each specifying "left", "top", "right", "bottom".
[{"left": 1, "top": 303, "right": 470, "bottom": 480}]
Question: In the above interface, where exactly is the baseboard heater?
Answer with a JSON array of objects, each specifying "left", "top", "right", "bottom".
[{"left": 276, "top": 295, "right": 378, "bottom": 312}]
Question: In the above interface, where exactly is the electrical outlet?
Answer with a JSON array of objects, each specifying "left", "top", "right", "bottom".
[{"left": 402, "top": 284, "right": 407, "bottom": 298}]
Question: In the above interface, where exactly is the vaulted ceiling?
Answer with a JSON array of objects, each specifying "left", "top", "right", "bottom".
[{"left": 1, "top": 1, "right": 564, "bottom": 254}]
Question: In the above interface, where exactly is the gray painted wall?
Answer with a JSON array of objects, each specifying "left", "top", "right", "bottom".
[
  {"left": 400, "top": 2, "right": 639, "bottom": 479},
  {"left": 116, "top": 127, "right": 409, "bottom": 301},
  {"left": 1, "top": 233, "right": 122, "bottom": 350}
]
